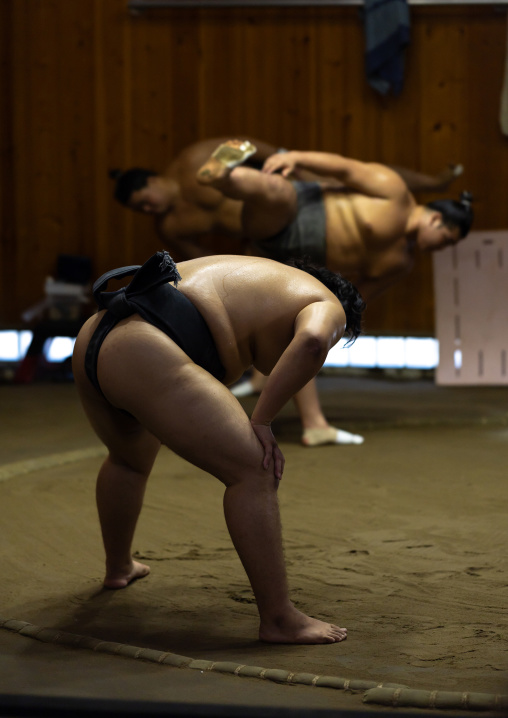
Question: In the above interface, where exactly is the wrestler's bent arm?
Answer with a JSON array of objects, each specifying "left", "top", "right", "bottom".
[
  {"left": 251, "top": 300, "right": 345, "bottom": 427},
  {"left": 263, "top": 151, "right": 406, "bottom": 199}
]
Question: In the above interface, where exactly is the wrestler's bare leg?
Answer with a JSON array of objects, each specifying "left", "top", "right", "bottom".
[
  {"left": 294, "top": 379, "right": 364, "bottom": 447},
  {"left": 392, "top": 163, "right": 463, "bottom": 193},
  {"left": 73, "top": 329, "right": 160, "bottom": 589},
  {"left": 73, "top": 317, "right": 346, "bottom": 644},
  {"left": 96, "top": 453, "right": 156, "bottom": 588},
  {"left": 197, "top": 140, "right": 298, "bottom": 241}
]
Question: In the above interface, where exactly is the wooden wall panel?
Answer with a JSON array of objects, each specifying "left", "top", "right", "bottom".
[
  {"left": 1, "top": 1, "right": 507, "bottom": 337},
  {"left": 94, "top": 1, "right": 141, "bottom": 271}
]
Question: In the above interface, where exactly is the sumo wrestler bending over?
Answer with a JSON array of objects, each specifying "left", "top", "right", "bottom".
[{"left": 72, "top": 251, "right": 364, "bottom": 644}]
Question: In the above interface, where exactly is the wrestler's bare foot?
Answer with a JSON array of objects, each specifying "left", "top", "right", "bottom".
[
  {"left": 302, "top": 426, "right": 364, "bottom": 447},
  {"left": 230, "top": 369, "right": 267, "bottom": 397},
  {"left": 103, "top": 560, "right": 150, "bottom": 589},
  {"left": 435, "top": 163, "right": 464, "bottom": 190},
  {"left": 259, "top": 606, "right": 347, "bottom": 644},
  {"left": 197, "top": 140, "right": 257, "bottom": 185}
]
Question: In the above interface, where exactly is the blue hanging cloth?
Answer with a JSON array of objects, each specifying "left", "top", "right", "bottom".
[{"left": 364, "top": 0, "right": 411, "bottom": 97}]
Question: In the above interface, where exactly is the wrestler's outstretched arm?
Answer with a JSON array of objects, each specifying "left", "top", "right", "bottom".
[
  {"left": 262, "top": 151, "right": 463, "bottom": 194},
  {"left": 263, "top": 150, "right": 407, "bottom": 199}
]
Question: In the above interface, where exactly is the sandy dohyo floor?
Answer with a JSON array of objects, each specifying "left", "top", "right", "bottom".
[{"left": 1, "top": 377, "right": 507, "bottom": 713}]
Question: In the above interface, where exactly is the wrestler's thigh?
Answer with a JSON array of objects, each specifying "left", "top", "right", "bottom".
[
  {"left": 98, "top": 327, "right": 266, "bottom": 485},
  {"left": 73, "top": 324, "right": 161, "bottom": 475},
  {"left": 241, "top": 174, "right": 297, "bottom": 240}
]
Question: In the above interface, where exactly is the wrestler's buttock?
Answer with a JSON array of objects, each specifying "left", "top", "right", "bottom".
[{"left": 79, "top": 253, "right": 227, "bottom": 400}]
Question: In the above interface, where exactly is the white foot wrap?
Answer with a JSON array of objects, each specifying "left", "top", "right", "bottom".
[
  {"left": 302, "top": 427, "right": 364, "bottom": 447},
  {"left": 230, "top": 380, "right": 257, "bottom": 398}
]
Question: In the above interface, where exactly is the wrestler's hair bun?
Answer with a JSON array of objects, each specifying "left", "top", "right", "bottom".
[{"left": 108, "top": 168, "right": 123, "bottom": 180}]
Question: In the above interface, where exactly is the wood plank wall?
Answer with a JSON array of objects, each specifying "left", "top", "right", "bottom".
[{"left": 1, "top": 1, "right": 507, "bottom": 334}]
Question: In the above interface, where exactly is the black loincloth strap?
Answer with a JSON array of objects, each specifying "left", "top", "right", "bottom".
[{"left": 84, "top": 251, "right": 225, "bottom": 397}]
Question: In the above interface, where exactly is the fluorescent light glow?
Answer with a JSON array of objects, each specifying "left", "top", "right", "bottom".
[
  {"left": 323, "top": 336, "right": 350, "bottom": 366},
  {"left": 0, "top": 331, "right": 21, "bottom": 360},
  {"left": 324, "top": 335, "right": 439, "bottom": 370},
  {"left": 45, "top": 337, "right": 76, "bottom": 362},
  {"left": 377, "top": 337, "right": 406, "bottom": 368},
  {"left": 0, "top": 331, "right": 439, "bottom": 371},
  {"left": 19, "top": 331, "right": 33, "bottom": 357},
  {"left": 347, "top": 336, "right": 378, "bottom": 367},
  {"left": 0, "top": 331, "right": 33, "bottom": 361},
  {"left": 406, "top": 337, "right": 440, "bottom": 369}
]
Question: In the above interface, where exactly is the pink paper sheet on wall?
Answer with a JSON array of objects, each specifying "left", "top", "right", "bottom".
[{"left": 433, "top": 230, "right": 508, "bottom": 385}]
